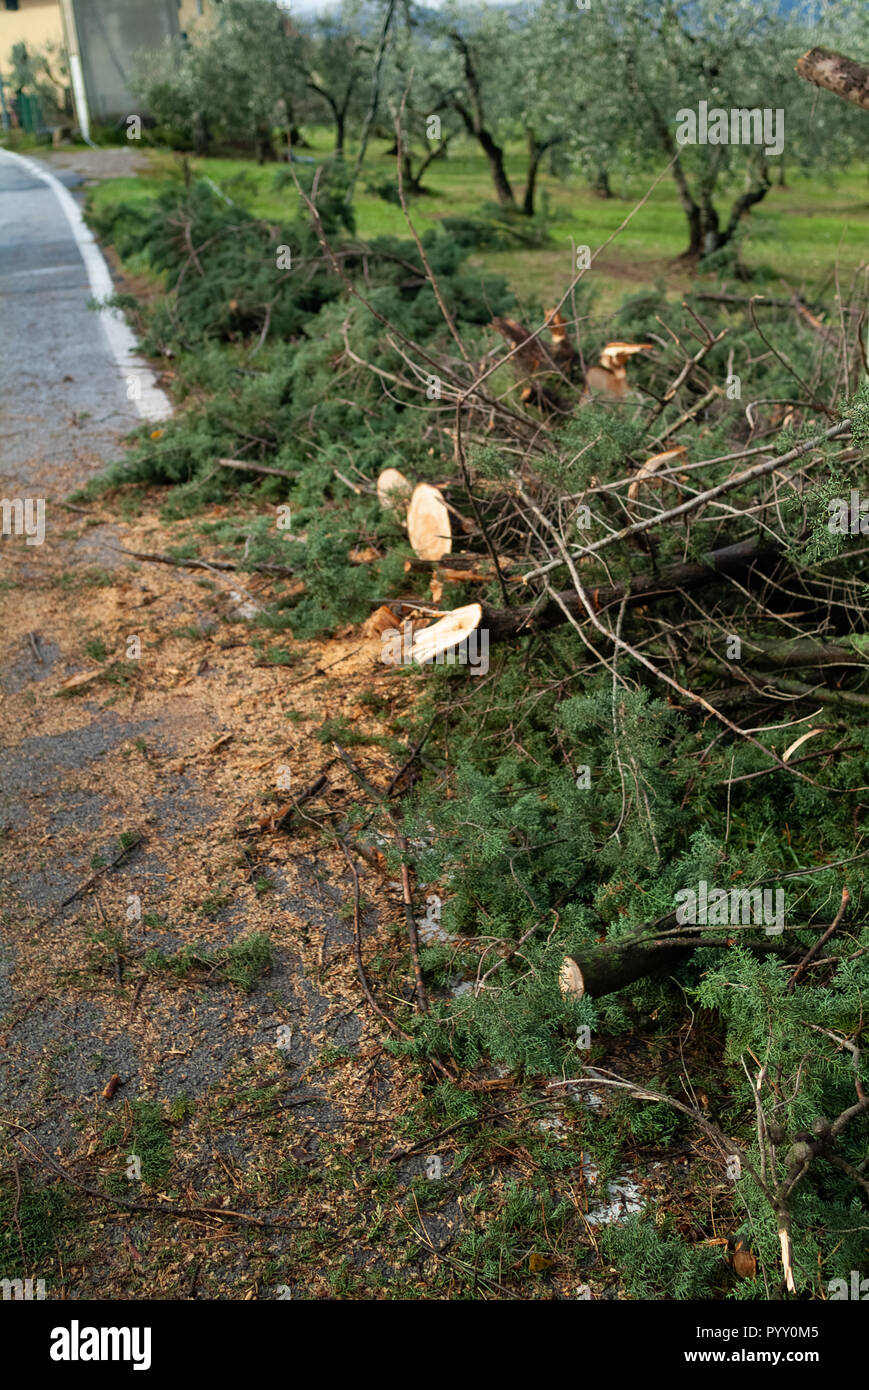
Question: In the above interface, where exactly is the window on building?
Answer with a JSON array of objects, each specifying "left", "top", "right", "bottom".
[{"left": 5, "top": 2, "right": 21, "bottom": 13}]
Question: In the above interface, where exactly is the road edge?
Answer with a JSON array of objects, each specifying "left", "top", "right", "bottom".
[{"left": 0, "top": 146, "right": 171, "bottom": 424}]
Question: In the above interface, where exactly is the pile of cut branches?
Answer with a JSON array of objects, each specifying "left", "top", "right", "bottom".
[{"left": 88, "top": 153, "right": 869, "bottom": 1297}]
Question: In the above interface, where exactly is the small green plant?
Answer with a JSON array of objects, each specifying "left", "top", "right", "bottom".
[
  {"left": 144, "top": 933, "right": 272, "bottom": 992},
  {"left": 0, "top": 1174, "right": 70, "bottom": 1280},
  {"left": 130, "top": 1100, "right": 173, "bottom": 1186},
  {"left": 200, "top": 889, "right": 232, "bottom": 917}
]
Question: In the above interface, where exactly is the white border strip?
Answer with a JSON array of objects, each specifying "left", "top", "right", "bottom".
[{"left": 0, "top": 147, "right": 171, "bottom": 422}]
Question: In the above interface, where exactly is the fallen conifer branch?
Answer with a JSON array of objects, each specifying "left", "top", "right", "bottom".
[
  {"left": 522, "top": 418, "right": 853, "bottom": 582},
  {"left": 111, "top": 545, "right": 295, "bottom": 578},
  {"left": 408, "top": 538, "right": 781, "bottom": 654},
  {"left": 216, "top": 456, "right": 297, "bottom": 480}
]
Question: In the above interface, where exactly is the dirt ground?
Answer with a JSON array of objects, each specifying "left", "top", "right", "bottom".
[
  {"left": 0, "top": 451, "right": 456, "bottom": 1297},
  {"left": 36, "top": 146, "right": 153, "bottom": 181}
]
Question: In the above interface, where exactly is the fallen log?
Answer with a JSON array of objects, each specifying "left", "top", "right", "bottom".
[
  {"left": 560, "top": 935, "right": 695, "bottom": 999},
  {"left": 560, "top": 929, "right": 824, "bottom": 1001},
  {"left": 407, "top": 538, "right": 780, "bottom": 658},
  {"left": 740, "top": 637, "right": 866, "bottom": 669},
  {"left": 795, "top": 47, "right": 869, "bottom": 112}
]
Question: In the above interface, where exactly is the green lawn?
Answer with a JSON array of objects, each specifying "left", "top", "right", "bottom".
[{"left": 88, "top": 130, "right": 869, "bottom": 318}]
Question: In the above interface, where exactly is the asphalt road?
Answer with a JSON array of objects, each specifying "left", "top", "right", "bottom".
[
  {"left": 0, "top": 147, "right": 353, "bottom": 1216},
  {"left": 0, "top": 149, "right": 165, "bottom": 485}
]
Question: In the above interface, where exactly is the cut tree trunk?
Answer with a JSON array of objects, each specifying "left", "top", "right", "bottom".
[
  {"left": 560, "top": 932, "right": 799, "bottom": 1001},
  {"left": 583, "top": 342, "right": 654, "bottom": 400},
  {"left": 491, "top": 313, "right": 577, "bottom": 411},
  {"left": 560, "top": 936, "right": 695, "bottom": 999},
  {"left": 410, "top": 604, "right": 482, "bottom": 664},
  {"left": 406, "top": 483, "right": 455, "bottom": 561},
  {"left": 795, "top": 48, "right": 869, "bottom": 112}
]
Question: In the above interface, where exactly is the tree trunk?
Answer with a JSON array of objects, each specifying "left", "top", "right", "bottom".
[
  {"left": 522, "top": 128, "right": 539, "bottom": 216},
  {"left": 522, "top": 132, "right": 564, "bottom": 216},
  {"left": 722, "top": 165, "right": 771, "bottom": 244},
  {"left": 675, "top": 163, "right": 704, "bottom": 258},
  {"left": 402, "top": 136, "right": 450, "bottom": 197},
  {"left": 626, "top": 62, "right": 702, "bottom": 257},
  {"left": 254, "top": 121, "right": 275, "bottom": 164},
  {"left": 193, "top": 111, "right": 210, "bottom": 157},
  {"left": 477, "top": 126, "right": 515, "bottom": 207},
  {"left": 334, "top": 110, "right": 345, "bottom": 157},
  {"left": 346, "top": 0, "right": 397, "bottom": 202},
  {"left": 450, "top": 30, "right": 516, "bottom": 208},
  {"left": 400, "top": 150, "right": 417, "bottom": 194},
  {"left": 700, "top": 198, "right": 721, "bottom": 255},
  {"left": 592, "top": 167, "right": 613, "bottom": 198},
  {"left": 795, "top": 47, "right": 869, "bottom": 112}
]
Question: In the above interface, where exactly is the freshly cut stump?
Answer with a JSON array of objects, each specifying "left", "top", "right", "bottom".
[
  {"left": 559, "top": 956, "right": 585, "bottom": 1000},
  {"left": 599, "top": 341, "right": 653, "bottom": 370},
  {"left": 377, "top": 467, "right": 411, "bottom": 513},
  {"left": 410, "top": 603, "right": 483, "bottom": 665},
  {"left": 407, "top": 482, "right": 453, "bottom": 561}
]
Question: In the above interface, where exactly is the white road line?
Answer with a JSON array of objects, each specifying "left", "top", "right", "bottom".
[
  {"left": 1, "top": 264, "right": 85, "bottom": 277},
  {"left": 0, "top": 147, "right": 172, "bottom": 423}
]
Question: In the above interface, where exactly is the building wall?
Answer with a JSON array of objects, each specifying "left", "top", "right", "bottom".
[
  {"left": 177, "top": 0, "right": 214, "bottom": 36},
  {"left": 0, "top": 0, "right": 64, "bottom": 68},
  {"left": 0, "top": 0, "right": 218, "bottom": 126},
  {"left": 70, "top": 0, "right": 179, "bottom": 121}
]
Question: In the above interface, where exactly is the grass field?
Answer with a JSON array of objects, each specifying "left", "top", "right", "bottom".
[{"left": 85, "top": 127, "right": 869, "bottom": 319}]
